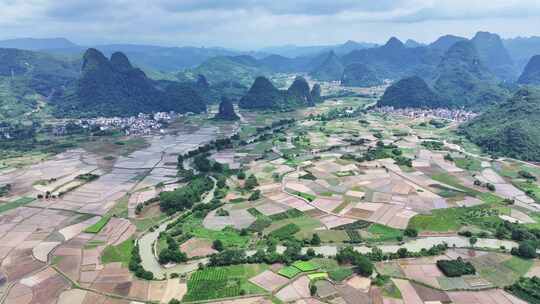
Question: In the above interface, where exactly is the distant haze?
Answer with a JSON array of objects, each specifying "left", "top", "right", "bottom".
[{"left": 1, "top": 0, "right": 540, "bottom": 49}]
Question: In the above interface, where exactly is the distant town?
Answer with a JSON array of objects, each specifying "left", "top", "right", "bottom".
[{"left": 373, "top": 106, "right": 478, "bottom": 123}]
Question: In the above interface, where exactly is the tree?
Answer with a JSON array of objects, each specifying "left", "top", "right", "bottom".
[
  {"left": 244, "top": 174, "right": 259, "bottom": 190},
  {"left": 354, "top": 254, "right": 374, "bottom": 277},
  {"left": 397, "top": 248, "right": 408, "bottom": 258},
  {"left": 237, "top": 171, "right": 246, "bottom": 180},
  {"left": 310, "top": 284, "right": 317, "bottom": 296},
  {"left": 514, "top": 241, "right": 537, "bottom": 259},
  {"left": 194, "top": 154, "right": 211, "bottom": 172},
  {"left": 469, "top": 237, "right": 478, "bottom": 247},
  {"left": 311, "top": 233, "right": 321, "bottom": 246},
  {"left": 213, "top": 239, "right": 224, "bottom": 251},
  {"left": 404, "top": 227, "right": 418, "bottom": 237},
  {"left": 169, "top": 299, "right": 181, "bottom": 304},
  {"left": 248, "top": 190, "right": 261, "bottom": 201}
]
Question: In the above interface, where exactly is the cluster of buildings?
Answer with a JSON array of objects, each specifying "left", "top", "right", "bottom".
[
  {"left": 54, "top": 112, "right": 184, "bottom": 136},
  {"left": 373, "top": 106, "right": 478, "bottom": 123}
]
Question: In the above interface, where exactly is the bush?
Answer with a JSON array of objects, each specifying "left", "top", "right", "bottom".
[
  {"left": 512, "top": 241, "right": 538, "bottom": 259},
  {"left": 244, "top": 174, "right": 259, "bottom": 190},
  {"left": 248, "top": 190, "right": 261, "bottom": 201},
  {"left": 404, "top": 227, "right": 418, "bottom": 237},
  {"left": 354, "top": 254, "right": 374, "bottom": 277},
  {"left": 436, "top": 257, "right": 476, "bottom": 277}
]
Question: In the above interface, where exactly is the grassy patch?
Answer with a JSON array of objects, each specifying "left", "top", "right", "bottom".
[
  {"left": 183, "top": 217, "right": 249, "bottom": 248},
  {"left": 84, "top": 215, "right": 111, "bottom": 234},
  {"left": 454, "top": 157, "right": 482, "bottom": 171},
  {"left": 367, "top": 224, "right": 403, "bottom": 242},
  {"left": 101, "top": 238, "right": 134, "bottom": 266},
  {"left": 268, "top": 223, "right": 300, "bottom": 241},
  {"left": 408, "top": 205, "right": 502, "bottom": 233},
  {"left": 381, "top": 280, "right": 402, "bottom": 299},
  {"left": 292, "top": 191, "right": 316, "bottom": 202},
  {"left": 328, "top": 268, "right": 353, "bottom": 282},
  {"left": 472, "top": 255, "right": 533, "bottom": 287},
  {"left": 430, "top": 173, "right": 480, "bottom": 197}
]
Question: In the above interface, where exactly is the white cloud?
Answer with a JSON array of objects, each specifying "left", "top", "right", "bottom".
[{"left": 0, "top": 0, "right": 539, "bottom": 48}]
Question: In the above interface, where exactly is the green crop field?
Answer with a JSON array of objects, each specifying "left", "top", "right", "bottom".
[
  {"left": 307, "top": 272, "right": 328, "bottom": 281},
  {"left": 367, "top": 224, "right": 403, "bottom": 241},
  {"left": 84, "top": 215, "right": 111, "bottom": 233},
  {"left": 0, "top": 197, "right": 35, "bottom": 214},
  {"left": 268, "top": 223, "right": 301, "bottom": 240},
  {"left": 101, "top": 238, "right": 134, "bottom": 266},
  {"left": 278, "top": 266, "right": 301, "bottom": 278},
  {"left": 184, "top": 264, "right": 267, "bottom": 302},
  {"left": 292, "top": 260, "right": 320, "bottom": 272},
  {"left": 328, "top": 268, "right": 353, "bottom": 282}
]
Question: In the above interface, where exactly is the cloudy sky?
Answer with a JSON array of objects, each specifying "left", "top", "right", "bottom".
[{"left": 1, "top": 0, "right": 540, "bottom": 49}]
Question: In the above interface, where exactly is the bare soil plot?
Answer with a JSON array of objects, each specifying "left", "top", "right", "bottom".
[
  {"left": 334, "top": 284, "right": 371, "bottom": 304},
  {"left": 314, "top": 280, "right": 338, "bottom": 298},
  {"left": 161, "top": 278, "right": 187, "bottom": 303},
  {"left": 447, "top": 289, "right": 527, "bottom": 304},
  {"left": 410, "top": 281, "right": 450, "bottom": 303},
  {"left": 345, "top": 275, "right": 371, "bottom": 292},
  {"left": 179, "top": 238, "right": 217, "bottom": 258},
  {"left": 32, "top": 241, "right": 60, "bottom": 262},
  {"left": 391, "top": 278, "right": 423, "bottom": 304},
  {"left": 254, "top": 202, "right": 290, "bottom": 216},
  {"left": 128, "top": 189, "right": 157, "bottom": 218},
  {"left": 203, "top": 208, "right": 256, "bottom": 230},
  {"left": 275, "top": 276, "right": 311, "bottom": 302},
  {"left": 249, "top": 270, "right": 289, "bottom": 292},
  {"left": 58, "top": 289, "right": 88, "bottom": 304}
]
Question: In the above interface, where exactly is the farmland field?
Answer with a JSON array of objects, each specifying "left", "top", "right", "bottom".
[{"left": 184, "top": 264, "right": 268, "bottom": 301}]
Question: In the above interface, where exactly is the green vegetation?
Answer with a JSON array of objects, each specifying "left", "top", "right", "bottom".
[
  {"left": 76, "top": 173, "right": 99, "bottom": 182},
  {"left": 268, "top": 223, "right": 301, "bottom": 241},
  {"left": 56, "top": 49, "right": 206, "bottom": 117},
  {"left": 436, "top": 257, "right": 476, "bottom": 277},
  {"left": 433, "top": 40, "right": 508, "bottom": 109},
  {"left": 341, "top": 63, "right": 381, "bottom": 87},
  {"left": 307, "top": 272, "right": 328, "bottom": 281},
  {"left": 408, "top": 205, "right": 502, "bottom": 233},
  {"left": 292, "top": 191, "right": 316, "bottom": 202},
  {"left": 0, "top": 196, "right": 35, "bottom": 214},
  {"left": 278, "top": 266, "right": 302, "bottom": 278},
  {"left": 159, "top": 176, "right": 214, "bottom": 214},
  {"left": 309, "top": 51, "right": 344, "bottom": 81},
  {"left": 292, "top": 260, "right": 320, "bottom": 272},
  {"left": 506, "top": 276, "right": 540, "bottom": 304},
  {"left": 239, "top": 76, "right": 316, "bottom": 110},
  {"left": 84, "top": 215, "right": 111, "bottom": 234},
  {"left": 214, "top": 96, "right": 240, "bottom": 121},
  {"left": 101, "top": 238, "right": 134, "bottom": 266},
  {"left": 518, "top": 55, "right": 540, "bottom": 85},
  {"left": 184, "top": 264, "right": 267, "bottom": 301},
  {"left": 367, "top": 224, "right": 403, "bottom": 242},
  {"left": 328, "top": 268, "right": 353, "bottom": 282},
  {"left": 378, "top": 76, "right": 441, "bottom": 108},
  {"left": 460, "top": 88, "right": 540, "bottom": 161},
  {"left": 473, "top": 255, "right": 533, "bottom": 287},
  {"left": 454, "top": 157, "right": 482, "bottom": 171},
  {"left": 0, "top": 184, "right": 11, "bottom": 197}
]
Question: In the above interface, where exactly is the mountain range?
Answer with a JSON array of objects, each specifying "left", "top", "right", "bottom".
[
  {"left": 53, "top": 49, "right": 206, "bottom": 117},
  {"left": 461, "top": 87, "right": 540, "bottom": 161},
  {"left": 239, "top": 76, "right": 316, "bottom": 110}
]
